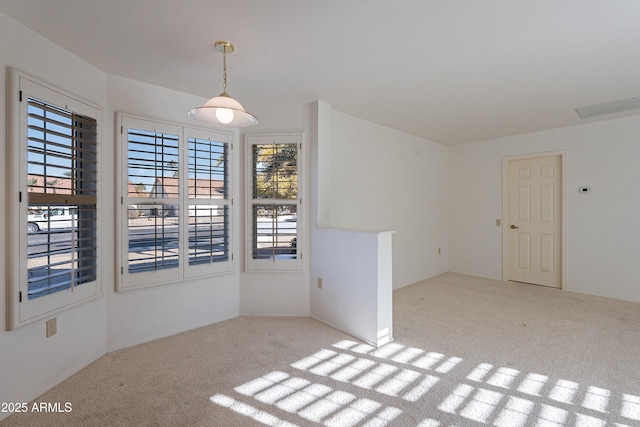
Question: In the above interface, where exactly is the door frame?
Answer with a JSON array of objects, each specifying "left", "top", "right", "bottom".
[{"left": 502, "top": 150, "right": 567, "bottom": 288}]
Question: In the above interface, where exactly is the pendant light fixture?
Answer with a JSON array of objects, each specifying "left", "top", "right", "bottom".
[{"left": 189, "top": 41, "right": 258, "bottom": 127}]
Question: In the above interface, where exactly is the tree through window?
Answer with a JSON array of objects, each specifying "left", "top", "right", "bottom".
[{"left": 247, "top": 133, "right": 303, "bottom": 271}]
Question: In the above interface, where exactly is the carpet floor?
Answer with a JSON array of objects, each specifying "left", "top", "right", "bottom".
[{"left": 2, "top": 272, "right": 640, "bottom": 426}]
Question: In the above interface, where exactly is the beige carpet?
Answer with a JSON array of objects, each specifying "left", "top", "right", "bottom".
[{"left": 2, "top": 272, "right": 640, "bottom": 426}]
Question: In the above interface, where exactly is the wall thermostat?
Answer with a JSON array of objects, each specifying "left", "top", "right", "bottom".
[{"left": 578, "top": 186, "right": 592, "bottom": 193}]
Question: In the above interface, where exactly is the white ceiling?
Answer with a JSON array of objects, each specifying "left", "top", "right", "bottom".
[{"left": 2, "top": 0, "right": 640, "bottom": 145}]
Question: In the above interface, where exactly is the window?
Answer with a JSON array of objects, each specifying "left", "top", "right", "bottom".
[
  {"left": 6, "top": 69, "right": 102, "bottom": 329},
  {"left": 117, "top": 115, "right": 233, "bottom": 291},
  {"left": 246, "top": 133, "right": 303, "bottom": 271}
]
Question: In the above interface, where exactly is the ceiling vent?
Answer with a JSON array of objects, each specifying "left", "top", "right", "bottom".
[{"left": 576, "top": 96, "right": 640, "bottom": 119}]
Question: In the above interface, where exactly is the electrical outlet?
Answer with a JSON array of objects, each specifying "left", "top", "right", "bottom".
[
  {"left": 318, "top": 277, "right": 323, "bottom": 289},
  {"left": 46, "top": 318, "right": 57, "bottom": 337},
  {"left": 496, "top": 219, "right": 502, "bottom": 226}
]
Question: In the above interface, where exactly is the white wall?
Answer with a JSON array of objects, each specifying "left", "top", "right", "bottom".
[
  {"left": 310, "top": 102, "right": 394, "bottom": 347},
  {"left": 449, "top": 115, "right": 640, "bottom": 303},
  {"left": 0, "top": 13, "right": 108, "bottom": 419},
  {"left": 311, "top": 228, "right": 394, "bottom": 347},
  {"left": 239, "top": 104, "right": 311, "bottom": 316},
  {"left": 308, "top": 103, "right": 448, "bottom": 345},
  {"left": 329, "top": 111, "right": 449, "bottom": 289}
]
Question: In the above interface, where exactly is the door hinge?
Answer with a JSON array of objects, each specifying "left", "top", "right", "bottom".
[
  {"left": 231, "top": 253, "right": 234, "bottom": 261},
  {"left": 121, "top": 196, "right": 123, "bottom": 205},
  {"left": 19, "top": 90, "right": 23, "bottom": 102},
  {"left": 19, "top": 191, "right": 22, "bottom": 203},
  {"left": 19, "top": 291, "right": 22, "bottom": 303},
  {"left": 120, "top": 125, "right": 123, "bottom": 134},
  {"left": 121, "top": 266, "right": 124, "bottom": 275}
]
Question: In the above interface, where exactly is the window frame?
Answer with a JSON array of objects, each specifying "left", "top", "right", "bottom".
[
  {"left": 245, "top": 132, "right": 304, "bottom": 272},
  {"left": 116, "top": 114, "right": 235, "bottom": 291},
  {"left": 6, "top": 68, "right": 103, "bottom": 330}
]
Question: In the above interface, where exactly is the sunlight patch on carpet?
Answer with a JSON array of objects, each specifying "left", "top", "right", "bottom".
[
  {"left": 621, "top": 393, "right": 640, "bottom": 420},
  {"left": 211, "top": 340, "right": 638, "bottom": 426}
]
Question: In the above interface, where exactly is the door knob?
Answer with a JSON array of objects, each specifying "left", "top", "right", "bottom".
[{"left": 510, "top": 225, "right": 519, "bottom": 229}]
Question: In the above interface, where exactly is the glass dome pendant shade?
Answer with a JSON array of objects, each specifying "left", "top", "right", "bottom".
[{"left": 189, "top": 41, "right": 258, "bottom": 128}]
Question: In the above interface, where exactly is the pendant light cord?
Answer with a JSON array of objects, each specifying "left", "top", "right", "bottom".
[{"left": 222, "top": 47, "right": 228, "bottom": 95}]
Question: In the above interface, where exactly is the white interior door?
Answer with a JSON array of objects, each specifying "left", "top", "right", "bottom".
[{"left": 507, "top": 155, "right": 562, "bottom": 288}]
